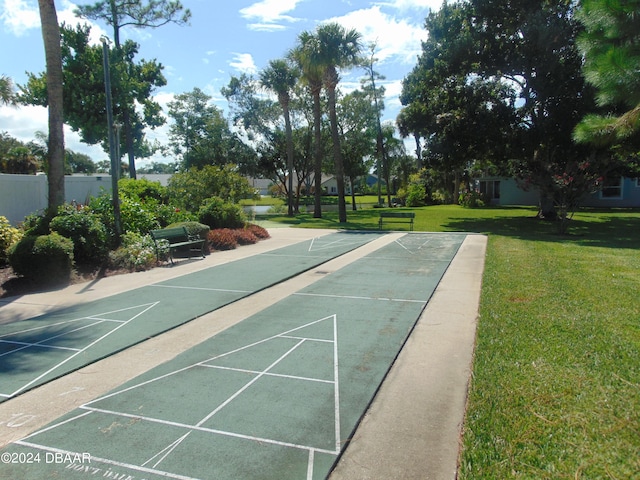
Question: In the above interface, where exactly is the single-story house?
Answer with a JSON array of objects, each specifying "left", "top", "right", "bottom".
[{"left": 477, "top": 176, "right": 640, "bottom": 207}]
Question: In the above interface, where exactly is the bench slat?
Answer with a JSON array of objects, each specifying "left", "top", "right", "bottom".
[{"left": 378, "top": 211, "right": 415, "bottom": 231}]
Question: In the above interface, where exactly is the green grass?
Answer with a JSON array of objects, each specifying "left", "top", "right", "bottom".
[{"left": 263, "top": 205, "right": 640, "bottom": 478}]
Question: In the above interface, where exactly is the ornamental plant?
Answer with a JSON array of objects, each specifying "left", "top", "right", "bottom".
[
  {"left": 8, "top": 233, "right": 74, "bottom": 283},
  {"left": 0, "top": 216, "right": 22, "bottom": 265}
]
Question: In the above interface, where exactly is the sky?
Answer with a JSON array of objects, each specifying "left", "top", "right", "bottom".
[{"left": 0, "top": 0, "right": 441, "bottom": 167}]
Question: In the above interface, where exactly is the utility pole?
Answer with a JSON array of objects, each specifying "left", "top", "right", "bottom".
[{"left": 101, "top": 37, "right": 122, "bottom": 244}]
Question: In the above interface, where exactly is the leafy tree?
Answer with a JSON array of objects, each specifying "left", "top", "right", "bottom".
[
  {"left": 37, "top": 0, "right": 65, "bottom": 212},
  {"left": 166, "top": 88, "right": 254, "bottom": 171},
  {"left": 337, "top": 88, "right": 377, "bottom": 209},
  {"left": 1, "top": 147, "right": 40, "bottom": 174},
  {"left": 400, "top": 0, "right": 600, "bottom": 221},
  {"left": 259, "top": 59, "right": 299, "bottom": 216},
  {"left": 574, "top": 0, "right": 640, "bottom": 150},
  {"left": 66, "top": 150, "right": 97, "bottom": 174},
  {"left": 138, "top": 161, "right": 179, "bottom": 174},
  {"left": 20, "top": 24, "right": 166, "bottom": 167},
  {"left": 166, "top": 164, "right": 256, "bottom": 212},
  {"left": 74, "top": 0, "right": 191, "bottom": 178}
]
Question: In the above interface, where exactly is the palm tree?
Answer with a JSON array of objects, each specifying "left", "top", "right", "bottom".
[
  {"left": 0, "top": 75, "right": 16, "bottom": 105},
  {"left": 38, "top": 0, "right": 65, "bottom": 211},
  {"left": 259, "top": 59, "right": 299, "bottom": 216},
  {"left": 312, "top": 23, "right": 362, "bottom": 223},
  {"left": 291, "top": 32, "right": 326, "bottom": 218}
]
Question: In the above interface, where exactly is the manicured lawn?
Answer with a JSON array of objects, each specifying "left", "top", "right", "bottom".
[{"left": 262, "top": 205, "right": 640, "bottom": 478}]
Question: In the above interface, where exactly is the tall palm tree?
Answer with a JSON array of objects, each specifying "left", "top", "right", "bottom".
[
  {"left": 291, "top": 32, "right": 325, "bottom": 218},
  {"left": 38, "top": 0, "right": 65, "bottom": 211},
  {"left": 259, "top": 59, "right": 299, "bottom": 216},
  {"left": 313, "top": 23, "right": 362, "bottom": 223},
  {"left": 0, "top": 75, "right": 16, "bottom": 105}
]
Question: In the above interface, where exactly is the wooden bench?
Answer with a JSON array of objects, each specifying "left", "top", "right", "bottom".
[
  {"left": 150, "top": 226, "right": 205, "bottom": 264},
  {"left": 378, "top": 211, "right": 415, "bottom": 231}
]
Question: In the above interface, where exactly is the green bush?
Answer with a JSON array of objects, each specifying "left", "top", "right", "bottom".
[
  {"left": 118, "top": 178, "right": 168, "bottom": 203},
  {"left": 166, "top": 221, "right": 210, "bottom": 239},
  {"left": 108, "top": 232, "right": 157, "bottom": 271},
  {"left": 8, "top": 233, "right": 74, "bottom": 283},
  {"left": 0, "top": 216, "right": 22, "bottom": 265},
  {"left": 198, "top": 196, "right": 246, "bottom": 230},
  {"left": 459, "top": 190, "right": 488, "bottom": 208},
  {"left": 50, "top": 205, "right": 108, "bottom": 266}
]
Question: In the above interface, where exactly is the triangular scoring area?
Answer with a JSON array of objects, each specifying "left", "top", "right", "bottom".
[
  {"left": 393, "top": 234, "right": 433, "bottom": 255},
  {"left": 195, "top": 314, "right": 341, "bottom": 453}
]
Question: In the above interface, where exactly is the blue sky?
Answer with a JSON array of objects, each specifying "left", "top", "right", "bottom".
[{"left": 0, "top": 0, "right": 440, "bottom": 166}]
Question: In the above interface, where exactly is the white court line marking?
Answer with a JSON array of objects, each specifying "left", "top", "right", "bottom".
[
  {"left": 293, "top": 292, "right": 427, "bottom": 304},
  {"left": 194, "top": 339, "right": 307, "bottom": 427},
  {"left": 76, "top": 406, "right": 339, "bottom": 455},
  {"left": 0, "top": 319, "right": 108, "bottom": 359},
  {"left": 0, "top": 339, "right": 80, "bottom": 352},
  {"left": 333, "top": 312, "right": 341, "bottom": 453},
  {"left": 151, "top": 284, "right": 251, "bottom": 294},
  {"left": 15, "top": 441, "right": 199, "bottom": 480},
  {"left": 307, "top": 449, "right": 315, "bottom": 480},
  {"left": 20, "top": 410, "right": 94, "bottom": 440},
  {"left": 143, "top": 431, "right": 192, "bottom": 469},
  {"left": 21, "top": 314, "right": 343, "bottom": 479},
  {"left": 8, "top": 302, "right": 159, "bottom": 398},
  {"left": 0, "top": 316, "right": 117, "bottom": 339},
  {"left": 200, "top": 364, "right": 334, "bottom": 384},
  {"left": 86, "top": 315, "right": 338, "bottom": 405},
  {"left": 394, "top": 236, "right": 431, "bottom": 253}
]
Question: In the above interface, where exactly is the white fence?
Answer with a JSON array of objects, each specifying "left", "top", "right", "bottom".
[{"left": 0, "top": 173, "right": 114, "bottom": 226}]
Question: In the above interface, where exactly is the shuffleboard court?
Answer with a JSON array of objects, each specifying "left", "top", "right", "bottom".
[
  {"left": 0, "top": 232, "right": 381, "bottom": 403},
  {"left": 1, "top": 233, "right": 467, "bottom": 480}
]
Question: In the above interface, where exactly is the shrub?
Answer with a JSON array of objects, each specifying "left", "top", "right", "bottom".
[
  {"left": 166, "top": 221, "right": 210, "bottom": 239},
  {"left": 459, "top": 190, "right": 488, "bottom": 208},
  {"left": 246, "top": 224, "right": 270, "bottom": 240},
  {"left": 49, "top": 205, "right": 108, "bottom": 266},
  {"left": 233, "top": 229, "right": 258, "bottom": 246},
  {"left": 155, "top": 204, "right": 197, "bottom": 227},
  {"left": 118, "top": 178, "right": 168, "bottom": 203},
  {"left": 208, "top": 229, "right": 238, "bottom": 250},
  {"left": 108, "top": 232, "right": 158, "bottom": 271},
  {"left": 0, "top": 216, "right": 22, "bottom": 265},
  {"left": 8, "top": 233, "right": 74, "bottom": 283},
  {"left": 198, "top": 196, "right": 246, "bottom": 230}
]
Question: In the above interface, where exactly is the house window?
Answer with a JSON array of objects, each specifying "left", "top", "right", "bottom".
[
  {"left": 601, "top": 177, "right": 623, "bottom": 199},
  {"left": 479, "top": 180, "right": 500, "bottom": 199}
]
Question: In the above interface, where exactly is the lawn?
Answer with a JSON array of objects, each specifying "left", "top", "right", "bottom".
[{"left": 261, "top": 205, "right": 640, "bottom": 479}]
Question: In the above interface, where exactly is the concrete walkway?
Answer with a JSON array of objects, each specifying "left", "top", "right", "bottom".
[{"left": 0, "top": 228, "right": 486, "bottom": 479}]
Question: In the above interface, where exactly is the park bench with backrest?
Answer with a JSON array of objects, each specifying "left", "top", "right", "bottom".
[
  {"left": 378, "top": 211, "right": 415, "bottom": 231},
  {"left": 150, "top": 226, "right": 206, "bottom": 264}
]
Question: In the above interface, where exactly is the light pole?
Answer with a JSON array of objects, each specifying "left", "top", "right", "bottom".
[{"left": 101, "top": 36, "right": 122, "bottom": 244}]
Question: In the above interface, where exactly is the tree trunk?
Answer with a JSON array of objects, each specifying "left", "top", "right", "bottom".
[
  {"left": 327, "top": 86, "right": 347, "bottom": 223},
  {"left": 38, "top": 0, "right": 65, "bottom": 213},
  {"left": 283, "top": 102, "right": 294, "bottom": 217},
  {"left": 312, "top": 88, "right": 323, "bottom": 218}
]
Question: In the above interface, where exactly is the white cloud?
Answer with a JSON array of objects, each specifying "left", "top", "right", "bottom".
[
  {"left": 1, "top": 0, "right": 40, "bottom": 35},
  {"left": 326, "top": 6, "right": 427, "bottom": 65},
  {"left": 229, "top": 53, "right": 258, "bottom": 74},
  {"left": 376, "top": 0, "right": 442, "bottom": 12},
  {"left": 1, "top": 0, "right": 106, "bottom": 42},
  {"left": 0, "top": 104, "right": 107, "bottom": 160},
  {"left": 239, "top": 0, "right": 304, "bottom": 30}
]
